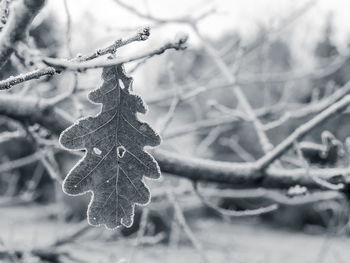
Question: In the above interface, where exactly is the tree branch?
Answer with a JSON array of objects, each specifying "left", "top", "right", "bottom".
[
  {"left": 42, "top": 35, "right": 188, "bottom": 71},
  {"left": 0, "top": 27, "right": 151, "bottom": 90},
  {"left": 0, "top": 94, "right": 73, "bottom": 134},
  {"left": 256, "top": 95, "right": 350, "bottom": 170},
  {"left": 0, "top": 67, "right": 56, "bottom": 90},
  {"left": 0, "top": 0, "right": 46, "bottom": 68},
  {"left": 1, "top": 79, "right": 350, "bottom": 190},
  {"left": 77, "top": 26, "right": 151, "bottom": 62}
]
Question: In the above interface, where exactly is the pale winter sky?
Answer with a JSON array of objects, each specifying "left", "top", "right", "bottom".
[{"left": 41, "top": 0, "right": 350, "bottom": 69}]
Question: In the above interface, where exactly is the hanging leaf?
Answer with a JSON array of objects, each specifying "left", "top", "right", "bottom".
[{"left": 59, "top": 65, "right": 161, "bottom": 229}]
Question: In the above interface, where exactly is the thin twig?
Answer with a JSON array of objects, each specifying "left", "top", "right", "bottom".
[
  {"left": 294, "top": 141, "right": 344, "bottom": 190},
  {"left": 193, "top": 182, "right": 278, "bottom": 217},
  {"left": 128, "top": 207, "right": 149, "bottom": 262},
  {"left": 43, "top": 36, "right": 188, "bottom": 71},
  {"left": 0, "top": 151, "right": 45, "bottom": 173},
  {"left": 199, "top": 187, "right": 343, "bottom": 206},
  {"left": 0, "top": 67, "right": 56, "bottom": 90},
  {"left": 50, "top": 221, "right": 91, "bottom": 247},
  {"left": 40, "top": 154, "right": 63, "bottom": 184},
  {"left": 161, "top": 81, "right": 350, "bottom": 139},
  {"left": 0, "top": 130, "right": 25, "bottom": 144},
  {"left": 256, "top": 95, "right": 350, "bottom": 170},
  {"left": 263, "top": 81, "right": 350, "bottom": 130},
  {"left": 166, "top": 188, "right": 210, "bottom": 263},
  {"left": 220, "top": 137, "right": 255, "bottom": 162},
  {"left": 163, "top": 116, "right": 242, "bottom": 139},
  {"left": 195, "top": 126, "right": 228, "bottom": 155},
  {"left": 63, "top": 0, "right": 73, "bottom": 57},
  {"left": 0, "top": 27, "right": 151, "bottom": 90},
  {"left": 158, "top": 63, "right": 182, "bottom": 135},
  {"left": 191, "top": 23, "right": 274, "bottom": 153},
  {"left": 78, "top": 27, "right": 151, "bottom": 62}
]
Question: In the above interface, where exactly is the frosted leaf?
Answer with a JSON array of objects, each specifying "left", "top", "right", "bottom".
[{"left": 59, "top": 65, "right": 161, "bottom": 229}]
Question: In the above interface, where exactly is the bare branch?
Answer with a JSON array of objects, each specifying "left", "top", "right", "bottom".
[
  {"left": 166, "top": 188, "right": 209, "bottom": 263},
  {"left": 50, "top": 221, "right": 91, "bottom": 247},
  {"left": 1, "top": 93, "right": 350, "bottom": 189},
  {"left": 294, "top": 141, "right": 344, "bottom": 191},
  {"left": 161, "top": 81, "right": 350, "bottom": 140},
  {"left": 43, "top": 35, "right": 188, "bottom": 71},
  {"left": 237, "top": 54, "right": 349, "bottom": 85},
  {"left": 263, "top": 81, "right": 350, "bottom": 130},
  {"left": 0, "top": 151, "right": 44, "bottom": 173},
  {"left": 0, "top": 67, "right": 56, "bottom": 90},
  {"left": 39, "top": 154, "right": 63, "bottom": 184},
  {"left": 77, "top": 27, "right": 151, "bottom": 62},
  {"left": 154, "top": 149, "right": 350, "bottom": 189},
  {"left": 148, "top": 59, "right": 350, "bottom": 106},
  {"left": 193, "top": 182, "right": 279, "bottom": 217},
  {"left": 163, "top": 116, "right": 242, "bottom": 140},
  {"left": 256, "top": 95, "right": 350, "bottom": 170},
  {"left": 190, "top": 24, "right": 274, "bottom": 153},
  {"left": 220, "top": 137, "right": 255, "bottom": 162},
  {"left": 63, "top": 0, "right": 73, "bottom": 57},
  {"left": 114, "top": 0, "right": 190, "bottom": 24},
  {"left": 0, "top": 130, "right": 25, "bottom": 144},
  {"left": 0, "top": 27, "right": 151, "bottom": 90},
  {"left": 0, "top": 94, "right": 74, "bottom": 134},
  {"left": 199, "top": 188, "right": 344, "bottom": 206},
  {"left": 0, "top": 0, "right": 46, "bottom": 68},
  {"left": 158, "top": 64, "right": 182, "bottom": 135}
]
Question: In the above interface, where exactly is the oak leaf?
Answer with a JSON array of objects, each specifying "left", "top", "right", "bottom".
[{"left": 60, "top": 65, "right": 161, "bottom": 229}]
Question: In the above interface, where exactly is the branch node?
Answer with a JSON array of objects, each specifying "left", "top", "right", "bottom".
[{"left": 138, "top": 26, "right": 150, "bottom": 40}]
